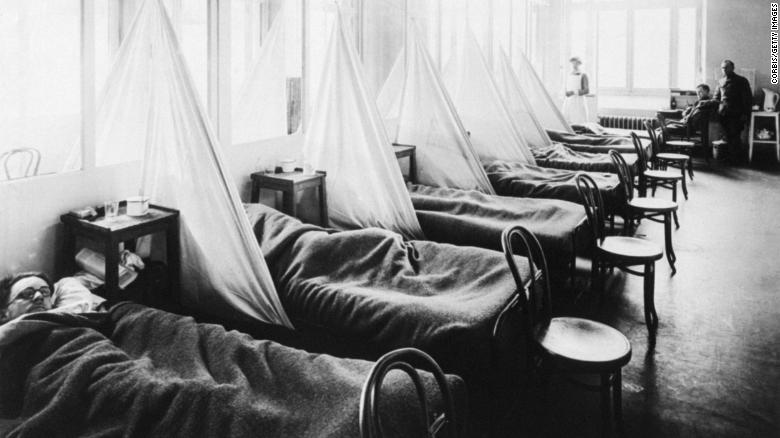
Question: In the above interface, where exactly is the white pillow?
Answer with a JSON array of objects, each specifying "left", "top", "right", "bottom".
[{"left": 51, "top": 277, "right": 106, "bottom": 314}]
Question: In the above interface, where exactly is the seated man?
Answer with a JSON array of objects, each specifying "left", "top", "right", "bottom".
[
  {"left": 664, "top": 84, "right": 718, "bottom": 135},
  {"left": 0, "top": 272, "right": 105, "bottom": 324}
]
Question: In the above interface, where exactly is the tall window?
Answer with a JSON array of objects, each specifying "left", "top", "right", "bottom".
[
  {"left": 231, "top": 0, "right": 302, "bottom": 144},
  {"left": 567, "top": 0, "right": 701, "bottom": 96},
  {"left": 0, "top": 0, "right": 81, "bottom": 179}
]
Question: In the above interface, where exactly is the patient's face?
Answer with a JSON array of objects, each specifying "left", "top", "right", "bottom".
[{"left": 5, "top": 276, "right": 53, "bottom": 321}]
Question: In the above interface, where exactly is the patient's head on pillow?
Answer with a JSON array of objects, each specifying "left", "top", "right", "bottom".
[{"left": 0, "top": 272, "right": 54, "bottom": 323}]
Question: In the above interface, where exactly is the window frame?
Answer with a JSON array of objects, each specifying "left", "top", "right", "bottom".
[{"left": 564, "top": 0, "right": 702, "bottom": 97}]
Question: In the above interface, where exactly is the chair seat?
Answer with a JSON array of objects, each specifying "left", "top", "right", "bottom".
[
  {"left": 629, "top": 197, "right": 678, "bottom": 212},
  {"left": 598, "top": 236, "right": 663, "bottom": 262},
  {"left": 644, "top": 169, "right": 683, "bottom": 180},
  {"left": 666, "top": 140, "right": 695, "bottom": 148},
  {"left": 657, "top": 152, "right": 689, "bottom": 161},
  {"left": 535, "top": 317, "right": 632, "bottom": 370}
]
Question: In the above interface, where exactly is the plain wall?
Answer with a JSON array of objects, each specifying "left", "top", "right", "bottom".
[
  {"left": 704, "top": 0, "right": 776, "bottom": 104},
  {"left": 0, "top": 134, "right": 303, "bottom": 278}
]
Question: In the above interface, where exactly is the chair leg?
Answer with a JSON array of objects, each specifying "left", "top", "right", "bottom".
[
  {"left": 672, "top": 181, "right": 678, "bottom": 202},
  {"left": 687, "top": 155, "right": 694, "bottom": 180},
  {"left": 643, "top": 262, "right": 659, "bottom": 332},
  {"left": 673, "top": 210, "right": 680, "bottom": 229},
  {"left": 680, "top": 164, "right": 689, "bottom": 199},
  {"left": 613, "top": 370, "right": 624, "bottom": 437},
  {"left": 664, "top": 212, "right": 677, "bottom": 275},
  {"left": 601, "top": 373, "right": 612, "bottom": 438}
]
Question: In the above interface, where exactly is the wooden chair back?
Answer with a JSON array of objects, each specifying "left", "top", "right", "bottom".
[
  {"left": 360, "top": 348, "right": 457, "bottom": 438},
  {"left": 609, "top": 150, "right": 634, "bottom": 203},
  {"left": 501, "top": 225, "right": 552, "bottom": 330},
  {"left": 576, "top": 173, "right": 607, "bottom": 245},
  {"left": 1, "top": 147, "right": 41, "bottom": 180}
]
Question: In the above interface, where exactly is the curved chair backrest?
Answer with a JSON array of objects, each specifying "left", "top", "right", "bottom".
[
  {"left": 644, "top": 121, "right": 663, "bottom": 159},
  {"left": 630, "top": 131, "right": 649, "bottom": 174},
  {"left": 360, "top": 348, "right": 457, "bottom": 438},
  {"left": 501, "top": 225, "right": 552, "bottom": 330},
  {"left": 656, "top": 115, "right": 672, "bottom": 147},
  {"left": 576, "top": 173, "right": 607, "bottom": 245},
  {"left": 1, "top": 148, "right": 41, "bottom": 180},
  {"left": 609, "top": 150, "right": 634, "bottom": 203}
]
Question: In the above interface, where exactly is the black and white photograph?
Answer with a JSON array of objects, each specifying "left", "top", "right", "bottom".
[{"left": 1, "top": 0, "right": 778, "bottom": 437}]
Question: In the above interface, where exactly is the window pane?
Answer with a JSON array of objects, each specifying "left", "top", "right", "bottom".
[
  {"left": 569, "top": 9, "right": 588, "bottom": 65},
  {"left": 597, "top": 10, "right": 626, "bottom": 87},
  {"left": 231, "top": 0, "right": 302, "bottom": 143},
  {"left": 493, "top": 0, "right": 512, "bottom": 65},
  {"left": 363, "top": 0, "right": 404, "bottom": 95},
  {"left": 0, "top": 0, "right": 81, "bottom": 179},
  {"left": 633, "top": 8, "right": 670, "bottom": 89},
  {"left": 163, "top": 0, "right": 207, "bottom": 101},
  {"left": 677, "top": 7, "right": 697, "bottom": 88}
]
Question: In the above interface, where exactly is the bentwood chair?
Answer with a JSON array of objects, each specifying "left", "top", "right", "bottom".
[
  {"left": 1, "top": 147, "right": 41, "bottom": 180},
  {"left": 647, "top": 122, "right": 691, "bottom": 199},
  {"left": 631, "top": 132, "right": 685, "bottom": 203},
  {"left": 656, "top": 116, "right": 696, "bottom": 179},
  {"left": 360, "top": 348, "right": 457, "bottom": 438},
  {"left": 610, "top": 150, "right": 679, "bottom": 275},
  {"left": 576, "top": 173, "right": 663, "bottom": 332},
  {"left": 502, "top": 225, "right": 632, "bottom": 437}
]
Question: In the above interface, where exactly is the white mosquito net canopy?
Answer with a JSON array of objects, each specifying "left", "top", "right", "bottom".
[
  {"left": 494, "top": 49, "right": 554, "bottom": 149},
  {"left": 231, "top": 10, "right": 289, "bottom": 144},
  {"left": 442, "top": 27, "right": 536, "bottom": 165},
  {"left": 302, "top": 10, "right": 423, "bottom": 239},
  {"left": 89, "top": 0, "right": 292, "bottom": 327},
  {"left": 514, "top": 51, "right": 574, "bottom": 134},
  {"left": 378, "top": 25, "right": 494, "bottom": 194}
]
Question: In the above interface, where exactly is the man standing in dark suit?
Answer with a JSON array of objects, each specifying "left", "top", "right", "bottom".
[{"left": 712, "top": 59, "right": 753, "bottom": 163}]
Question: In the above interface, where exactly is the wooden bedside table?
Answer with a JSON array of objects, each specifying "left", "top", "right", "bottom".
[
  {"left": 250, "top": 169, "right": 328, "bottom": 226},
  {"left": 60, "top": 203, "right": 180, "bottom": 301},
  {"left": 392, "top": 143, "right": 417, "bottom": 183},
  {"left": 748, "top": 111, "right": 780, "bottom": 163}
]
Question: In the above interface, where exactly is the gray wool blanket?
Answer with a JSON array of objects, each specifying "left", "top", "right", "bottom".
[
  {"left": 0, "top": 303, "right": 466, "bottom": 438},
  {"left": 408, "top": 184, "right": 585, "bottom": 266},
  {"left": 246, "top": 204, "right": 530, "bottom": 430},
  {"left": 531, "top": 143, "right": 638, "bottom": 174},
  {"left": 484, "top": 161, "right": 626, "bottom": 213}
]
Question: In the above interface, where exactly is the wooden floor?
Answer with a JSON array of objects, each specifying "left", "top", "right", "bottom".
[{"left": 501, "top": 153, "right": 780, "bottom": 437}]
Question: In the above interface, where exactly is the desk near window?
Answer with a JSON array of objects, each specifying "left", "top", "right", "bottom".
[
  {"left": 250, "top": 169, "right": 328, "bottom": 226},
  {"left": 60, "top": 203, "right": 180, "bottom": 302}
]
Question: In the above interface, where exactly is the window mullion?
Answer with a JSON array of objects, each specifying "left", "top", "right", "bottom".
[
  {"left": 81, "top": 0, "right": 96, "bottom": 171},
  {"left": 626, "top": 4, "right": 634, "bottom": 93},
  {"left": 669, "top": 4, "right": 678, "bottom": 88}
]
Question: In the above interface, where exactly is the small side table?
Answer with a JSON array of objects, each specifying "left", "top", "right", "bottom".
[
  {"left": 60, "top": 203, "right": 180, "bottom": 302},
  {"left": 250, "top": 169, "right": 328, "bottom": 226},
  {"left": 748, "top": 111, "right": 780, "bottom": 162},
  {"left": 392, "top": 143, "right": 417, "bottom": 183}
]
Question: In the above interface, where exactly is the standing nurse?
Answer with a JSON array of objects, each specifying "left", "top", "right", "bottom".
[{"left": 562, "top": 56, "right": 590, "bottom": 124}]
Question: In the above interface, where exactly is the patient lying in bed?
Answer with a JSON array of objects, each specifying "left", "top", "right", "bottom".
[{"left": 0, "top": 272, "right": 105, "bottom": 324}]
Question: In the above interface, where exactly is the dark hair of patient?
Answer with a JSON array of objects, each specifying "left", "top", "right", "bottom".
[{"left": 0, "top": 271, "right": 53, "bottom": 311}]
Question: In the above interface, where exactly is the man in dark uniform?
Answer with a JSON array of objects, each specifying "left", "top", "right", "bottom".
[{"left": 712, "top": 59, "right": 753, "bottom": 163}]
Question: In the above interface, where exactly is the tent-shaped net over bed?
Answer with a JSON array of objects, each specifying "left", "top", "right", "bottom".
[
  {"left": 494, "top": 49, "right": 553, "bottom": 149},
  {"left": 514, "top": 51, "right": 574, "bottom": 135},
  {"left": 89, "top": 0, "right": 293, "bottom": 327},
  {"left": 302, "top": 9, "right": 423, "bottom": 239},
  {"left": 441, "top": 27, "right": 536, "bottom": 165},
  {"left": 231, "top": 10, "right": 289, "bottom": 143},
  {"left": 378, "top": 25, "right": 494, "bottom": 194}
]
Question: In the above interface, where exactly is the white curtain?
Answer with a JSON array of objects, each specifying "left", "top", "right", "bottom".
[
  {"left": 442, "top": 27, "right": 535, "bottom": 165},
  {"left": 303, "top": 10, "right": 423, "bottom": 240},
  {"left": 495, "top": 49, "right": 553, "bottom": 149},
  {"left": 96, "top": 0, "right": 292, "bottom": 327},
  {"left": 231, "top": 12, "right": 289, "bottom": 144},
  {"left": 381, "top": 25, "right": 494, "bottom": 194},
  {"left": 514, "top": 51, "right": 574, "bottom": 134}
]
